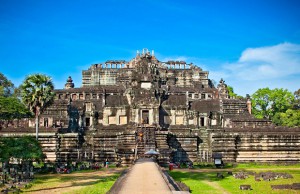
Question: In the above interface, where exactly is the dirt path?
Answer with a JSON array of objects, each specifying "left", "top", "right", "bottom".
[
  {"left": 23, "top": 168, "right": 124, "bottom": 194},
  {"left": 202, "top": 180, "right": 230, "bottom": 194}
]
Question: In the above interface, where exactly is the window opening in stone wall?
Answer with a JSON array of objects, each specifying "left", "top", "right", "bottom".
[
  {"left": 201, "top": 94, "right": 206, "bottom": 99},
  {"left": 72, "top": 94, "right": 77, "bottom": 100},
  {"left": 44, "top": 118, "right": 48, "bottom": 127},
  {"left": 200, "top": 117, "right": 205, "bottom": 126},
  {"left": 79, "top": 94, "right": 84, "bottom": 100},
  {"left": 86, "top": 118, "right": 90, "bottom": 126}
]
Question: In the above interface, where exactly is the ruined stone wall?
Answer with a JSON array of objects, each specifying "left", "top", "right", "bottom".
[{"left": 211, "top": 128, "right": 300, "bottom": 163}]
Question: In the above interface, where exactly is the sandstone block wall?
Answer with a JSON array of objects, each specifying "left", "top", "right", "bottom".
[{"left": 211, "top": 128, "right": 300, "bottom": 163}]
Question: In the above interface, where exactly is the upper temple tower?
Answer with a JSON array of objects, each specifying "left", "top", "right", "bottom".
[
  {"left": 65, "top": 76, "right": 75, "bottom": 89},
  {"left": 81, "top": 48, "right": 209, "bottom": 89}
]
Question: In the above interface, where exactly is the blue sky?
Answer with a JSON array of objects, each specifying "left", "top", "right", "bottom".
[{"left": 1, "top": 0, "right": 300, "bottom": 96}]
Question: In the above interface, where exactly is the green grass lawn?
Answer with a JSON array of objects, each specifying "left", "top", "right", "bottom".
[
  {"left": 65, "top": 174, "right": 119, "bottom": 194},
  {"left": 21, "top": 169, "right": 123, "bottom": 194},
  {"left": 169, "top": 164, "right": 300, "bottom": 194}
]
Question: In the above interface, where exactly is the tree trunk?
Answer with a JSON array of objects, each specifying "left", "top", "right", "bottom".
[
  {"left": 36, "top": 107, "right": 40, "bottom": 140},
  {"left": 36, "top": 115, "right": 39, "bottom": 140}
]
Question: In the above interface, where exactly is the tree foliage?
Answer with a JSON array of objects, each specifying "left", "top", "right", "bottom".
[
  {"left": 227, "top": 85, "right": 243, "bottom": 99},
  {"left": 0, "top": 136, "right": 44, "bottom": 162},
  {"left": 0, "top": 73, "right": 32, "bottom": 125},
  {"left": 0, "top": 96, "right": 32, "bottom": 121},
  {"left": 0, "top": 72, "right": 14, "bottom": 97},
  {"left": 273, "top": 109, "right": 300, "bottom": 127},
  {"left": 20, "top": 74, "right": 55, "bottom": 116},
  {"left": 20, "top": 74, "right": 55, "bottom": 139},
  {"left": 251, "top": 88, "right": 294, "bottom": 119},
  {"left": 294, "top": 89, "right": 300, "bottom": 109}
]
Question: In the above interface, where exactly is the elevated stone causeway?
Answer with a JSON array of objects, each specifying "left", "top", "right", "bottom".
[{"left": 109, "top": 158, "right": 189, "bottom": 194}]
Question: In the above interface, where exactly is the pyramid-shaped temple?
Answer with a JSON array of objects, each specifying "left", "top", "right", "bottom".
[{"left": 2, "top": 49, "right": 300, "bottom": 165}]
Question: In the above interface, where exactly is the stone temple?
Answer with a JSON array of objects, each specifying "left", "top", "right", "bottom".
[{"left": 1, "top": 48, "right": 300, "bottom": 165}]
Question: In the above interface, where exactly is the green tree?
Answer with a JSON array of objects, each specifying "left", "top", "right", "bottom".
[
  {"left": 0, "top": 72, "right": 14, "bottom": 97},
  {"left": 0, "top": 96, "right": 32, "bottom": 127},
  {"left": 0, "top": 73, "right": 31, "bottom": 127},
  {"left": 0, "top": 136, "right": 44, "bottom": 180},
  {"left": 20, "top": 74, "right": 55, "bottom": 140},
  {"left": 272, "top": 89, "right": 300, "bottom": 127},
  {"left": 294, "top": 89, "right": 300, "bottom": 109},
  {"left": 273, "top": 109, "right": 300, "bottom": 127},
  {"left": 251, "top": 88, "right": 294, "bottom": 119},
  {"left": 0, "top": 136, "right": 43, "bottom": 162},
  {"left": 227, "top": 85, "right": 243, "bottom": 99}
]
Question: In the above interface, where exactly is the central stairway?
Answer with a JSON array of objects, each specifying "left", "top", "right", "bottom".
[
  {"left": 136, "top": 127, "right": 156, "bottom": 158},
  {"left": 114, "top": 126, "right": 172, "bottom": 166}
]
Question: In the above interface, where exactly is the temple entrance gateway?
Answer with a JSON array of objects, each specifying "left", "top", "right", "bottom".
[{"left": 142, "top": 110, "right": 149, "bottom": 124}]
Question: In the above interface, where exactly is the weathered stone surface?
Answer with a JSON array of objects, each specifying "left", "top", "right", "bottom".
[
  {"left": 1, "top": 49, "right": 300, "bottom": 165},
  {"left": 240, "top": 185, "right": 252, "bottom": 190}
]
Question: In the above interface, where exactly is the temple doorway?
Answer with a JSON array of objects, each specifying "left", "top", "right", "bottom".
[
  {"left": 86, "top": 118, "right": 90, "bottom": 127},
  {"left": 142, "top": 110, "right": 149, "bottom": 124}
]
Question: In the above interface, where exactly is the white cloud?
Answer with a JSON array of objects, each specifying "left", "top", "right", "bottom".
[
  {"left": 225, "top": 42, "right": 300, "bottom": 80},
  {"left": 218, "top": 42, "right": 300, "bottom": 95}
]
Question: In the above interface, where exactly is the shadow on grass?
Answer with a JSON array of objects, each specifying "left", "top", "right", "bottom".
[
  {"left": 169, "top": 170, "right": 231, "bottom": 182},
  {"left": 169, "top": 168, "right": 300, "bottom": 194},
  {"left": 22, "top": 174, "right": 120, "bottom": 193},
  {"left": 170, "top": 168, "right": 300, "bottom": 182}
]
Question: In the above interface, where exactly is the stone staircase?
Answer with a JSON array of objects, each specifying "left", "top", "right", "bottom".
[{"left": 136, "top": 127, "right": 156, "bottom": 158}]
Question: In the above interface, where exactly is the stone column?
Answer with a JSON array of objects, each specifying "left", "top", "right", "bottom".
[
  {"left": 247, "top": 98, "right": 252, "bottom": 114},
  {"left": 149, "top": 109, "right": 154, "bottom": 125}
]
